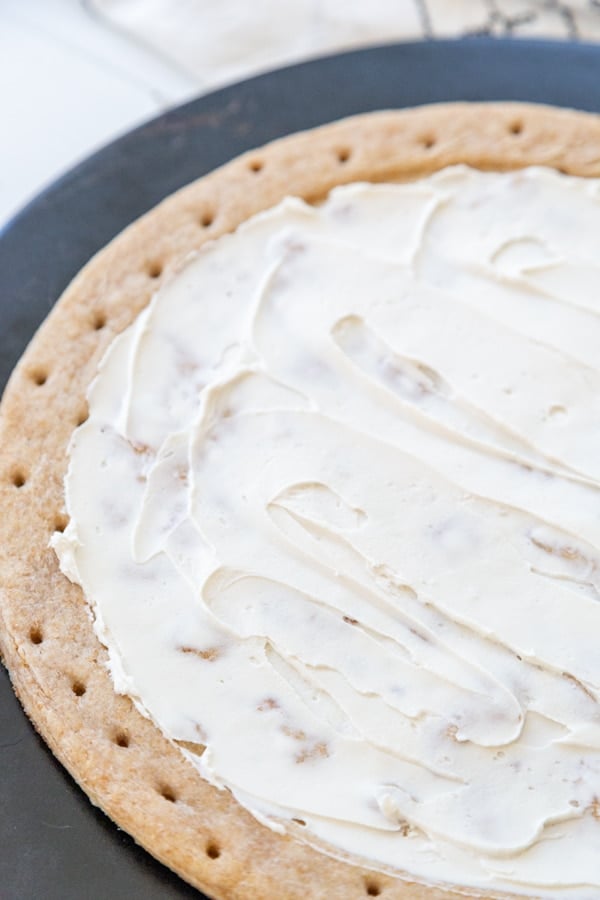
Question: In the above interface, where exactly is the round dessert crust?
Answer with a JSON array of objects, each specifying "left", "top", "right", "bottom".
[{"left": 1, "top": 102, "right": 600, "bottom": 900}]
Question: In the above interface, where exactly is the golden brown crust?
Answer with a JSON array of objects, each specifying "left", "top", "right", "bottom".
[{"left": 2, "top": 102, "right": 600, "bottom": 900}]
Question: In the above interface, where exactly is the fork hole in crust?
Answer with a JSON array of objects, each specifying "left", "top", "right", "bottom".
[
  {"left": 29, "top": 625, "right": 43, "bottom": 645},
  {"left": 75, "top": 407, "right": 89, "bottom": 427},
  {"left": 71, "top": 679, "right": 86, "bottom": 697},
  {"left": 113, "top": 730, "right": 130, "bottom": 748},
  {"left": 205, "top": 841, "right": 221, "bottom": 859},
  {"left": 365, "top": 878, "right": 382, "bottom": 896},
  {"left": 31, "top": 369, "right": 48, "bottom": 386},
  {"left": 93, "top": 311, "right": 107, "bottom": 331},
  {"left": 147, "top": 260, "right": 163, "bottom": 279},
  {"left": 54, "top": 513, "right": 68, "bottom": 533},
  {"left": 159, "top": 785, "right": 177, "bottom": 803},
  {"left": 10, "top": 469, "right": 26, "bottom": 488}
]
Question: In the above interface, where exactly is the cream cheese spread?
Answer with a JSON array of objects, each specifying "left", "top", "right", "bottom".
[{"left": 54, "top": 166, "right": 600, "bottom": 897}]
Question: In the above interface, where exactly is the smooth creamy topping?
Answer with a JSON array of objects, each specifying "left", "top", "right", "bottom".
[{"left": 54, "top": 167, "right": 600, "bottom": 897}]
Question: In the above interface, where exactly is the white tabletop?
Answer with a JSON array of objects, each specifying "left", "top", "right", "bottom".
[{"left": 2, "top": 0, "right": 600, "bottom": 229}]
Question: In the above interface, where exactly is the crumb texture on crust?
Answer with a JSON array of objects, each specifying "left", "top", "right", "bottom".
[{"left": 1, "top": 102, "right": 600, "bottom": 900}]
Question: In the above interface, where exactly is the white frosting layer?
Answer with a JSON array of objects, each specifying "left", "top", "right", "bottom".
[{"left": 54, "top": 167, "right": 600, "bottom": 896}]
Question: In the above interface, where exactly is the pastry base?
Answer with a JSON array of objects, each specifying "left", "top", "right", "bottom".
[{"left": 2, "top": 102, "right": 600, "bottom": 899}]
